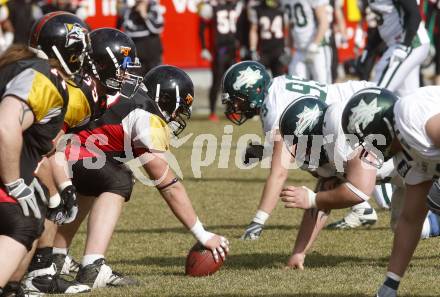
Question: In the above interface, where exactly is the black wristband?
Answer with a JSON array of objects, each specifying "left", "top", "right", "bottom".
[{"left": 157, "top": 177, "right": 179, "bottom": 191}]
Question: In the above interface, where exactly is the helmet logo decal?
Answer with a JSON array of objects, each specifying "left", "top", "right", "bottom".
[
  {"left": 348, "top": 98, "right": 382, "bottom": 136},
  {"left": 185, "top": 94, "right": 193, "bottom": 106},
  {"left": 295, "top": 104, "right": 323, "bottom": 136},
  {"left": 120, "top": 46, "right": 132, "bottom": 57},
  {"left": 65, "top": 23, "right": 85, "bottom": 48},
  {"left": 233, "top": 67, "right": 263, "bottom": 90}
]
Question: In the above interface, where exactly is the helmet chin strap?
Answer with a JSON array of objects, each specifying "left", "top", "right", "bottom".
[{"left": 51, "top": 45, "right": 73, "bottom": 76}]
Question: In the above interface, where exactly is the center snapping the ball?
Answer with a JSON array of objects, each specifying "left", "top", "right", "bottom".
[{"left": 185, "top": 242, "right": 224, "bottom": 277}]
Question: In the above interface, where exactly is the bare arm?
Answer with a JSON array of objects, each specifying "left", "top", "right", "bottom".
[
  {"left": 0, "top": 96, "right": 34, "bottom": 184},
  {"left": 257, "top": 132, "right": 291, "bottom": 213},
  {"left": 312, "top": 4, "right": 329, "bottom": 45},
  {"left": 249, "top": 23, "right": 259, "bottom": 52}
]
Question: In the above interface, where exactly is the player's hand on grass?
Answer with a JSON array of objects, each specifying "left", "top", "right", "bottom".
[
  {"left": 280, "top": 186, "right": 317, "bottom": 209},
  {"left": 285, "top": 253, "right": 305, "bottom": 270},
  {"left": 241, "top": 221, "right": 264, "bottom": 240},
  {"left": 203, "top": 234, "right": 229, "bottom": 262}
]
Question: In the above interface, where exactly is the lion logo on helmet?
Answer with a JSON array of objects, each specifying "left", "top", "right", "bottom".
[
  {"left": 64, "top": 23, "right": 86, "bottom": 48},
  {"left": 233, "top": 67, "right": 263, "bottom": 91}
]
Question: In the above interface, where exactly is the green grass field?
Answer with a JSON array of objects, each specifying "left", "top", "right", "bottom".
[{"left": 67, "top": 118, "right": 440, "bottom": 297}]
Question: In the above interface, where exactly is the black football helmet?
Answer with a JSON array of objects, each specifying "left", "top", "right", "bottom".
[
  {"left": 279, "top": 96, "right": 329, "bottom": 168},
  {"left": 341, "top": 87, "right": 398, "bottom": 168},
  {"left": 85, "top": 28, "right": 142, "bottom": 95},
  {"left": 29, "top": 11, "right": 89, "bottom": 76},
  {"left": 143, "top": 65, "right": 194, "bottom": 136}
]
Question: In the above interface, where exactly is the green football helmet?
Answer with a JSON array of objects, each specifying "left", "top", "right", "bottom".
[
  {"left": 279, "top": 96, "right": 328, "bottom": 168},
  {"left": 341, "top": 87, "right": 398, "bottom": 168},
  {"left": 221, "top": 61, "right": 271, "bottom": 125}
]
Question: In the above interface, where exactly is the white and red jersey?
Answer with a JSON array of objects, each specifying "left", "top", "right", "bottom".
[
  {"left": 393, "top": 86, "right": 440, "bottom": 185},
  {"left": 66, "top": 86, "right": 170, "bottom": 162}
]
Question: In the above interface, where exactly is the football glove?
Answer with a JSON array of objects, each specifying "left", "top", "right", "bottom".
[
  {"left": 305, "top": 43, "right": 319, "bottom": 62},
  {"left": 200, "top": 48, "right": 212, "bottom": 61},
  {"left": 47, "top": 185, "right": 78, "bottom": 225},
  {"left": 5, "top": 178, "right": 41, "bottom": 219},
  {"left": 244, "top": 142, "right": 264, "bottom": 165},
  {"left": 241, "top": 221, "right": 264, "bottom": 240},
  {"left": 376, "top": 284, "right": 397, "bottom": 297},
  {"left": 389, "top": 44, "right": 410, "bottom": 66}
]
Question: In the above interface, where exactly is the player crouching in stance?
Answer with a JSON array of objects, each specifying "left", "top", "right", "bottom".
[
  {"left": 221, "top": 61, "right": 386, "bottom": 241},
  {"left": 51, "top": 29, "right": 229, "bottom": 289},
  {"left": 339, "top": 86, "right": 440, "bottom": 297},
  {"left": 0, "top": 11, "right": 91, "bottom": 296},
  {"left": 277, "top": 89, "right": 439, "bottom": 270}
]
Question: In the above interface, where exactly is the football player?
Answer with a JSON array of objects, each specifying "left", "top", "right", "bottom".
[
  {"left": 18, "top": 14, "right": 109, "bottom": 295},
  {"left": 0, "top": 11, "right": 89, "bottom": 296},
  {"left": 198, "top": 0, "right": 243, "bottom": 122},
  {"left": 277, "top": 90, "right": 440, "bottom": 270},
  {"left": 221, "top": 61, "right": 387, "bottom": 240},
  {"left": 341, "top": 86, "right": 440, "bottom": 297},
  {"left": 283, "top": 0, "right": 332, "bottom": 83},
  {"left": 248, "top": 0, "right": 289, "bottom": 76},
  {"left": 51, "top": 28, "right": 229, "bottom": 288},
  {"left": 367, "top": 0, "right": 430, "bottom": 96}
]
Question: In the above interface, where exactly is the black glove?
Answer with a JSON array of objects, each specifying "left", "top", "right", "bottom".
[
  {"left": 47, "top": 185, "right": 78, "bottom": 224},
  {"left": 244, "top": 142, "right": 265, "bottom": 165},
  {"left": 5, "top": 178, "right": 41, "bottom": 219}
]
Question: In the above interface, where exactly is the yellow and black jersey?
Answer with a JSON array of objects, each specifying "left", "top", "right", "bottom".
[
  {"left": 0, "top": 58, "right": 69, "bottom": 156},
  {"left": 63, "top": 75, "right": 106, "bottom": 133}
]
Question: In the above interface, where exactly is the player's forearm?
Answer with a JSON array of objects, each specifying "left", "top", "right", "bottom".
[
  {"left": 313, "top": 7, "right": 329, "bottom": 45},
  {"left": 257, "top": 167, "right": 289, "bottom": 213},
  {"left": 316, "top": 185, "right": 364, "bottom": 210},
  {"left": 160, "top": 182, "right": 198, "bottom": 230},
  {"left": 249, "top": 24, "right": 258, "bottom": 51},
  {"left": 0, "top": 122, "right": 22, "bottom": 184},
  {"left": 292, "top": 208, "right": 329, "bottom": 255},
  {"left": 35, "top": 157, "right": 58, "bottom": 196},
  {"left": 199, "top": 22, "right": 207, "bottom": 49},
  {"left": 49, "top": 152, "right": 71, "bottom": 188},
  {"left": 399, "top": 0, "right": 421, "bottom": 46}
]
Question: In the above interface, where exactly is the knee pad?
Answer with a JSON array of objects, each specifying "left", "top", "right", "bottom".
[{"left": 427, "top": 180, "right": 440, "bottom": 215}]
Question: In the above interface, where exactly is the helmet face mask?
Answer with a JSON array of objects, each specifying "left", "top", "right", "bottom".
[{"left": 221, "top": 61, "right": 271, "bottom": 125}]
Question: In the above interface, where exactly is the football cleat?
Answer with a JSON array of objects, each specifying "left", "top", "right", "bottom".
[
  {"left": 326, "top": 207, "right": 377, "bottom": 229},
  {"left": 23, "top": 264, "right": 90, "bottom": 295},
  {"left": 241, "top": 221, "right": 264, "bottom": 240},
  {"left": 53, "top": 254, "right": 80, "bottom": 276},
  {"left": 76, "top": 258, "right": 139, "bottom": 288}
]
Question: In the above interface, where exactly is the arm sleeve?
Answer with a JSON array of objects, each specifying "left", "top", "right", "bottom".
[
  {"left": 199, "top": 18, "right": 208, "bottom": 49},
  {"left": 399, "top": 0, "right": 422, "bottom": 46}
]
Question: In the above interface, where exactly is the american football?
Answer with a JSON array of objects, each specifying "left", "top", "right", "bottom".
[{"left": 185, "top": 243, "right": 224, "bottom": 277}]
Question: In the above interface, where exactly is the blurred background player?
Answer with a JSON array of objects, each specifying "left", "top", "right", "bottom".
[
  {"left": 198, "top": 0, "right": 243, "bottom": 122},
  {"left": 425, "top": 0, "right": 440, "bottom": 85},
  {"left": 7, "top": 0, "right": 42, "bottom": 45},
  {"left": 0, "top": 1, "right": 13, "bottom": 54},
  {"left": 283, "top": 0, "right": 332, "bottom": 83},
  {"left": 121, "top": 0, "right": 165, "bottom": 75},
  {"left": 248, "top": 0, "right": 289, "bottom": 77},
  {"left": 367, "top": 0, "right": 430, "bottom": 96}
]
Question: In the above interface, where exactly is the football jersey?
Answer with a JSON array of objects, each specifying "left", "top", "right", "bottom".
[
  {"left": 283, "top": 0, "right": 329, "bottom": 49},
  {"left": 0, "top": 58, "right": 69, "bottom": 156},
  {"left": 248, "top": 3, "right": 287, "bottom": 53},
  {"left": 368, "top": 0, "right": 429, "bottom": 47},
  {"left": 204, "top": 0, "right": 243, "bottom": 47},
  {"left": 393, "top": 86, "right": 440, "bottom": 185},
  {"left": 66, "top": 84, "right": 170, "bottom": 163},
  {"left": 63, "top": 75, "right": 106, "bottom": 133},
  {"left": 260, "top": 75, "right": 375, "bottom": 134}
]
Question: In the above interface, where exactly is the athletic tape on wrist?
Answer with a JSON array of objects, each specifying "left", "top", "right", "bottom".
[
  {"left": 59, "top": 181, "right": 73, "bottom": 192},
  {"left": 301, "top": 186, "right": 317, "bottom": 208},
  {"left": 190, "top": 217, "right": 212, "bottom": 245},
  {"left": 344, "top": 182, "right": 370, "bottom": 201}
]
